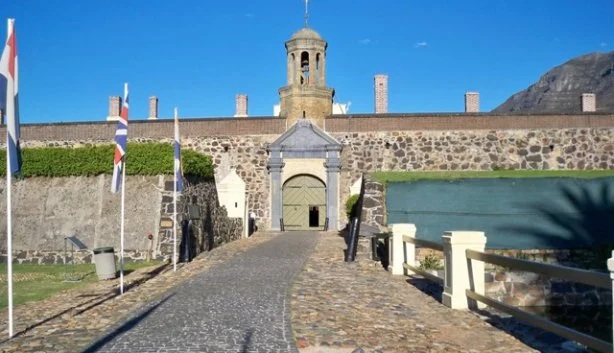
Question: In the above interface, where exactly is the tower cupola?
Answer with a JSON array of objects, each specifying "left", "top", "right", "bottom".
[{"left": 278, "top": 25, "right": 334, "bottom": 128}]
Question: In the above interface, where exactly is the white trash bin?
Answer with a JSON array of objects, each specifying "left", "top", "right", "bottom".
[{"left": 93, "top": 247, "right": 117, "bottom": 280}]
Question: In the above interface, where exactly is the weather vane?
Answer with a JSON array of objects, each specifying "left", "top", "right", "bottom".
[{"left": 304, "top": 0, "right": 309, "bottom": 27}]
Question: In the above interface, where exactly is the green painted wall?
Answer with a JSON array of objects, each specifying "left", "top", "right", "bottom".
[{"left": 386, "top": 177, "right": 614, "bottom": 249}]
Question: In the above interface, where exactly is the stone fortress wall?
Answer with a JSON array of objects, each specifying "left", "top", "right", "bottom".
[{"left": 2, "top": 113, "right": 612, "bottom": 235}]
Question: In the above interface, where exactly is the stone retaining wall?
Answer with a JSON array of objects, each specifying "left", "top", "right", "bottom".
[
  {"left": 485, "top": 271, "right": 612, "bottom": 307},
  {"left": 0, "top": 176, "right": 242, "bottom": 264},
  {"left": 17, "top": 135, "right": 275, "bottom": 232},
  {"left": 360, "top": 178, "right": 386, "bottom": 229},
  {"left": 409, "top": 248, "right": 612, "bottom": 307}
]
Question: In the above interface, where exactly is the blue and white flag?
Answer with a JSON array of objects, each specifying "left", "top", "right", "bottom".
[
  {"left": 174, "top": 107, "right": 184, "bottom": 193},
  {"left": 0, "top": 19, "right": 21, "bottom": 176}
]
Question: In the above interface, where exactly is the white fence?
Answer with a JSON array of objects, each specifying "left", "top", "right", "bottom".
[{"left": 389, "top": 223, "right": 614, "bottom": 353}]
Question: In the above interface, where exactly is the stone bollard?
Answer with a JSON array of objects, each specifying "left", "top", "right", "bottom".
[
  {"left": 442, "top": 231, "right": 486, "bottom": 310},
  {"left": 390, "top": 223, "right": 416, "bottom": 275}
]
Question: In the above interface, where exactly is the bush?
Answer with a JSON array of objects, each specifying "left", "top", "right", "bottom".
[
  {"left": 418, "top": 254, "right": 442, "bottom": 271},
  {"left": 0, "top": 143, "right": 213, "bottom": 178},
  {"left": 345, "top": 194, "right": 360, "bottom": 219}
]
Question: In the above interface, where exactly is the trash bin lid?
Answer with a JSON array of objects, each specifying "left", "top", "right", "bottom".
[{"left": 93, "top": 247, "right": 114, "bottom": 254}]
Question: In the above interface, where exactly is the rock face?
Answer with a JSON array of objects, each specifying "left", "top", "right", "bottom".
[{"left": 493, "top": 51, "right": 614, "bottom": 113}]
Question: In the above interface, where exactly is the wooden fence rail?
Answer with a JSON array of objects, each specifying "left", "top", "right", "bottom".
[{"left": 388, "top": 223, "right": 614, "bottom": 353}]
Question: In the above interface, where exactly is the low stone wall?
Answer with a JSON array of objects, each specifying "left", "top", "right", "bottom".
[
  {"left": 410, "top": 247, "right": 612, "bottom": 307},
  {"left": 414, "top": 247, "right": 611, "bottom": 270},
  {"left": 485, "top": 271, "right": 611, "bottom": 307},
  {"left": 12, "top": 249, "right": 153, "bottom": 265}
]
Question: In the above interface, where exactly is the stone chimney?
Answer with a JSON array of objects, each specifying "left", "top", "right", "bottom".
[
  {"left": 464, "top": 92, "right": 480, "bottom": 113},
  {"left": 148, "top": 96, "right": 159, "bottom": 120},
  {"left": 106, "top": 96, "right": 121, "bottom": 121},
  {"left": 234, "top": 94, "right": 248, "bottom": 117},
  {"left": 581, "top": 93, "right": 596, "bottom": 112},
  {"left": 374, "top": 74, "right": 388, "bottom": 114}
]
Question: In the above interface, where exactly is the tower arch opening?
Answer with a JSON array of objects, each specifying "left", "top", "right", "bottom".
[{"left": 300, "top": 51, "right": 310, "bottom": 85}]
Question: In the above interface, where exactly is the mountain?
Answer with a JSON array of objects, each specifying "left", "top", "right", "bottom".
[{"left": 493, "top": 51, "right": 614, "bottom": 113}]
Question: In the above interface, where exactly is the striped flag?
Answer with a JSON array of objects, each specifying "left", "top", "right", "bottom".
[
  {"left": 111, "top": 83, "right": 129, "bottom": 193},
  {"left": 174, "top": 107, "right": 184, "bottom": 193},
  {"left": 0, "top": 19, "right": 21, "bottom": 176}
]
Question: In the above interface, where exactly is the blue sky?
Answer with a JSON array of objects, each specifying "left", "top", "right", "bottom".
[{"left": 3, "top": 0, "right": 614, "bottom": 123}]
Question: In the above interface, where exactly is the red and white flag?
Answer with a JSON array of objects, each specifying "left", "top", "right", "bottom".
[{"left": 111, "top": 83, "right": 129, "bottom": 193}]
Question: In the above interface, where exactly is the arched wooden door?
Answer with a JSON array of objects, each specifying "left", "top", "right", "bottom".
[{"left": 282, "top": 175, "right": 327, "bottom": 230}]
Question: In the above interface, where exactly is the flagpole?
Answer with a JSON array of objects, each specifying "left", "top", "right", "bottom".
[
  {"left": 244, "top": 193, "right": 249, "bottom": 238},
  {"left": 119, "top": 158, "right": 125, "bottom": 294},
  {"left": 173, "top": 175, "right": 177, "bottom": 272},
  {"left": 173, "top": 107, "right": 178, "bottom": 272},
  {"left": 6, "top": 112, "right": 14, "bottom": 338},
  {"left": 4, "top": 17, "right": 16, "bottom": 339}
]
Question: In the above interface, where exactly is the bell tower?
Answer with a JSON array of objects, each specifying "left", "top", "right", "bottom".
[{"left": 278, "top": 25, "right": 334, "bottom": 128}]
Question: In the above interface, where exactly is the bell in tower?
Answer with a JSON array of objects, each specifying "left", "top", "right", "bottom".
[
  {"left": 300, "top": 54, "right": 310, "bottom": 85},
  {"left": 278, "top": 26, "right": 335, "bottom": 129}
]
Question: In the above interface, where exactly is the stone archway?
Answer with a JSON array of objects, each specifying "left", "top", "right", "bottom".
[
  {"left": 267, "top": 119, "right": 342, "bottom": 231},
  {"left": 282, "top": 175, "right": 326, "bottom": 230}
]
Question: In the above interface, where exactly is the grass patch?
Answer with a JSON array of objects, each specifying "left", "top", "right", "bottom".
[
  {"left": 370, "top": 170, "right": 614, "bottom": 185},
  {"left": 0, "top": 261, "right": 164, "bottom": 309}
]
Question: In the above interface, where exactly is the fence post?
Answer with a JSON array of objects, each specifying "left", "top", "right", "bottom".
[
  {"left": 442, "top": 231, "right": 486, "bottom": 310},
  {"left": 390, "top": 223, "right": 416, "bottom": 275},
  {"left": 607, "top": 250, "right": 614, "bottom": 344}
]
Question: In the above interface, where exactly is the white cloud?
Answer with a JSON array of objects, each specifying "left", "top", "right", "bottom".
[
  {"left": 600, "top": 42, "right": 607, "bottom": 47},
  {"left": 359, "top": 38, "right": 372, "bottom": 45},
  {"left": 414, "top": 41, "right": 428, "bottom": 48}
]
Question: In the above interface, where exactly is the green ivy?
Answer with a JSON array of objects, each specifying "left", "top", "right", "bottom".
[{"left": 0, "top": 143, "right": 213, "bottom": 178}]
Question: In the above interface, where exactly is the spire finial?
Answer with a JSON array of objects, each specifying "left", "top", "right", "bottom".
[{"left": 304, "top": 0, "right": 309, "bottom": 27}]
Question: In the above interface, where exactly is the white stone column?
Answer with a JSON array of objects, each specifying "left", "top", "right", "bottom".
[
  {"left": 107, "top": 96, "right": 121, "bottom": 121},
  {"left": 267, "top": 147, "right": 284, "bottom": 231},
  {"left": 581, "top": 93, "right": 596, "bottom": 112},
  {"left": 324, "top": 147, "right": 341, "bottom": 231},
  {"left": 442, "top": 231, "right": 486, "bottom": 310},
  {"left": 390, "top": 223, "right": 416, "bottom": 275}
]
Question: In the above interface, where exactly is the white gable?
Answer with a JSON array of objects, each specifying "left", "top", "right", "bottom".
[{"left": 216, "top": 168, "right": 246, "bottom": 218}]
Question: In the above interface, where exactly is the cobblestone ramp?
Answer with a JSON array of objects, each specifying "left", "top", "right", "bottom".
[{"left": 83, "top": 231, "right": 318, "bottom": 353}]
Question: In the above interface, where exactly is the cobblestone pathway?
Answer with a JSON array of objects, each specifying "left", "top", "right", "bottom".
[
  {"left": 291, "top": 233, "right": 584, "bottom": 353},
  {"left": 0, "top": 231, "right": 588, "bottom": 353},
  {"left": 82, "top": 231, "right": 317, "bottom": 353},
  {"left": 0, "top": 232, "right": 280, "bottom": 353}
]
